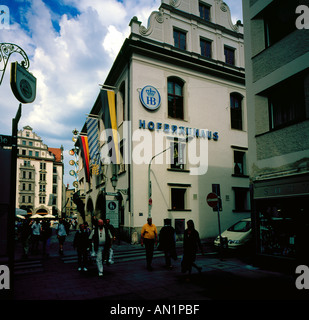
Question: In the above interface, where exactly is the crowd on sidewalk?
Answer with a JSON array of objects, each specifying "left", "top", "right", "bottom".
[{"left": 16, "top": 215, "right": 205, "bottom": 279}]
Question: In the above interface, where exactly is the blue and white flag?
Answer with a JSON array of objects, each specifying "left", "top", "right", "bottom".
[{"left": 86, "top": 117, "right": 100, "bottom": 171}]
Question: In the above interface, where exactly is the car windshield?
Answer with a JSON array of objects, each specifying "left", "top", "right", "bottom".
[{"left": 227, "top": 220, "right": 251, "bottom": 232}]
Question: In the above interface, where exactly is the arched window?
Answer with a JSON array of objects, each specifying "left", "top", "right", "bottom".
[
  {"left": 230, "top": 93, "right": 243, "bottom": 130},
  {"left": 168, "top": 77, "right": 184, "bottom": 120}
]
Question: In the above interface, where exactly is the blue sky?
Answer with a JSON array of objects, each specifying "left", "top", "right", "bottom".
[{"left": 0, "top": 0, "right": 242, "bottom": 187}]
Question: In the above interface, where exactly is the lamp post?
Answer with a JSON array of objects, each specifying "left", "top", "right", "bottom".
[
  {"left": 148, "top": 136, "right": 192, "bottom": 218},
  {"left": 0, "top": 43, "right": 30, "bottom": 86},
  {"left": 0, "top": 43, "right": 33, "bottom": 297}
]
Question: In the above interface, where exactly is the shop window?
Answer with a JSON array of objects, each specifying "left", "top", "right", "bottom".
[
  {"left": 230, "top": 93, "right": 243, "bottom": 130},
  {"left": 257, "top": 197, "right": 309, "bottom": 258},
  {"left": 199, "top": 2, "right": 211, "bottom": 21},
  {"left": 224, "top": 46, "right": 235, "bottom": 66},
  {"left": 168, "top": 77, "right": 184, "bottom": 120},
  {"left": 200, "top": 38, "right": 212, "bottom": 58},
  {"left": 173, "top": 28, "right": 186, "bottom": 50},
  {"left": 268, "top": 75, "right": 306, "bottom": 130}
]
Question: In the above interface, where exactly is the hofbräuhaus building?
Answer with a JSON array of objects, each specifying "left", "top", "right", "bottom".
[{"left": 76, "top": 0, "right": 249, "bottom": 242}]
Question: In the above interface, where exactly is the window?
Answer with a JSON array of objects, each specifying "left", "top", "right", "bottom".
[
  {"left": 22, "top": 183, "right": 26, "bottom": 190},
  {"left": 22, "top": 149, "right": 26, "bottom": 155},
  {"left": 199, "top": 2, "right": 210, "bottom": 21},
  {"left": 29, "top": 141, "right": 33, "bottom": 146},
  {"left": 224, "top": 46, "right": 235, "bottom": 66},
  {"left": 264, "top": 1, "right": 297, "bottom": 48},
  {"left": 200, "top": 38, "right": 212, "bottom": 58},
  {"left": 29, "top": 150, "right": 32, "bottom": 156},
  {"left": 173, "top": 29, "right": 186, "bottom": 50},
  {"left": 40, "top": 173, "right": 46, "bottom": 181},
  {"left": 168, "top": 77, "right": 184, "bottom": 119},
  {"left": 28, "top": 184, "right": 32, "bottom": 191},
  {"left": 119, "top": 82, "right": 125, "bottom": 123},
  {"left": 230, "top": 93, "right": 243, "bottom": 130},
  {"left": 170, "top": 138, "right": 186, "bottom": 170},
  {"left": 40, "top": 163, "right": 46, "bottom": 170},
  {"left": 35, "top": 151, "right": 39, "bottom": 157},
  {"left": 22, "top": 140, "right": 26, "bottom": 146},
  {"left": 233, "top": 187, "right": 250, "bottom": 212},
  {"left": 28, "top": 172, "right": 32, "bottom": 179},
  {"left": 171, "top": 188, "right": 186, "bottom": 210},
  {"left": 234, "top": 151, "right": 245, "bottom": 175},
  {"left": 268, "top": 75, "right": 306, "bottom": 130},
  {"left": 39, "top": 197, "right": 45, "bottom": 204}
]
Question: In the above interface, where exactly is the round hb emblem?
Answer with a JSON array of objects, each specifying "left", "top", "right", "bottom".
[{"left": 140, "top": 85, "right": 161, "bottom": 111}]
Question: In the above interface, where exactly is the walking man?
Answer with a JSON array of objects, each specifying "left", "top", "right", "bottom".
[
  {"left": 141, "top": 217, "right": 157, "bottom": 271},
  {"left": 158, "top": 219, "right": 177, "bottom": 269},
  {"left": 89, "top": 219, "right": 112, "bottom": 276}
]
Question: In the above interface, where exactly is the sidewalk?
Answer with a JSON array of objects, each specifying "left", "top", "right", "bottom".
[{"left": 10, "top": 230, "right": 308, "bottom": 301}]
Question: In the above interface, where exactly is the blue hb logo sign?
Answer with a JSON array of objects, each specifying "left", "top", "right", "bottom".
[{"left": 140, "top": 85, "right": 161, "bottom": 111}]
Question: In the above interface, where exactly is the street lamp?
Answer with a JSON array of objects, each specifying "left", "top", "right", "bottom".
[{"left": 148, "top": 136, "right": 192, "bottom": 218}]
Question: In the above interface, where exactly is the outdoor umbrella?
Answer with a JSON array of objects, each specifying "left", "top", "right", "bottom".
[{"left": 15, "top": 208, "right": 27, "bottom": 216}]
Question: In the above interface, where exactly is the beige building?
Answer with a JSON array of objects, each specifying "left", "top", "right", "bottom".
[
  {"left": 16, "top": 126, "right": 64, "bottom": 217},
  {"left": 65, "top": 186, "right": 78, "bottom": 218},
  {"left": 243, "top": 0, "right": 309, "bottom": 262},
  {"left": 76, "top": 0, "right": 249, "bottom": 242}
]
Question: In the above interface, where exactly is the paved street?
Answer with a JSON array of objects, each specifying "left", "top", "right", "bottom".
[{"left": 4, "top": 228, "right": 307, "bottom": 304}]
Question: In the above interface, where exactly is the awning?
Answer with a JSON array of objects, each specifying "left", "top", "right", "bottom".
[{"left": 15, "top": 208, "right": 27, "bottom": 216}]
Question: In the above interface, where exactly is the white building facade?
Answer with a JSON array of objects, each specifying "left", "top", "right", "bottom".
[
  {"left": 77, "top": 0, "right": 249, "bottom": 241},
  {"left": 16, "top": 126, "right": 64, "bottom": 217}
]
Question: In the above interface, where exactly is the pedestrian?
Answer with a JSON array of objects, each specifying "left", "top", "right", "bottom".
[
  {"left": 73, "top": 224, "right": 90, "bottom": 271},
  {"left": 89, "top": 219, "right": 113, "bottom": 276},
  {"left": 31, "top": 219, "right": 41, "bottom": 254},
  {"left": 141, "top": 217, "right": 157, "bottom": 271},
  {"left": 57, "top": 218, "right": 68, "bottom": 255},
  {"left": 158, "top": 219, "right": 177, "bottom": 269},
  {"left": 20, "top": 217, "right": 32, "bottom": 259},
  {"left": 105, "top": 219, "right": 116, "bottom": 264},
  {"left": 181, "top": 219, "right": 204, "bottom": 276},
  {"left": 41, "top": 219, "right": 52, "bottom": 256}
]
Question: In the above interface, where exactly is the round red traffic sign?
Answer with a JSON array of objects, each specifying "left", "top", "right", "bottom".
[{"left": 206, "top": 192, "right": 218, "bottom": 208}]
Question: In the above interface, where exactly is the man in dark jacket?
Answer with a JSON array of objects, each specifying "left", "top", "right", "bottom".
[
  {"left": 158, "top": 219, "right": 177, "bottom": 269},
  {"left": 73, "top": 224, "right": 90, "bottom": 271}
]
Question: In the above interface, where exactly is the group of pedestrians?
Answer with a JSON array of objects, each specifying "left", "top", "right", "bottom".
[
  {"left": 18, "top": 217, "right": 71, "bottom": 258},
  {"left": 73, "top": 218, "right": 116, "bottom": 276},
  {"left": 141, "top": 217, "right": 204, "bottom": 277}
]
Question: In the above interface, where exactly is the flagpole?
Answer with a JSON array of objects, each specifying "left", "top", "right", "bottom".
[{"left": 85, "top": 114, "right": 100, "bottom": 118}]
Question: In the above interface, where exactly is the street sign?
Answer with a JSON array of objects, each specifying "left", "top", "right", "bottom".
[
  {"left": 106, "top": 200, "right": 119, "bottom": 228},
  {"left": 206, "top": 192, "right": 218, "bottom": 208},
  {"left": 0, "top": 134, "right": 12, "bottom": 147}
]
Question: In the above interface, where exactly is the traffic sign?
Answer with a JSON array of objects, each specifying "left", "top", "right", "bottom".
[{"left": 206, "top": 192, "right": 218, "bottom": 208}]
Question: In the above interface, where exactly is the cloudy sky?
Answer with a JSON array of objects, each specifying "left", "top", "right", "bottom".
[{"left": 0, "top": 0, "right": 242, "bottom": 187}]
